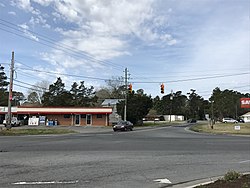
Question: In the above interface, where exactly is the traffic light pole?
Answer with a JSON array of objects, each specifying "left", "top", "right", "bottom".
[
  {"left": 7, "top": 51, "right": 14, "bottom": 129},
  {"left": 124, "top": 68, "right": 128, "bottom": 121}
]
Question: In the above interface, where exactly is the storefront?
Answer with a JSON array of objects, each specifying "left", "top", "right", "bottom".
[{"left": 0, "top": 106, "right": 113, "bottom": 126}]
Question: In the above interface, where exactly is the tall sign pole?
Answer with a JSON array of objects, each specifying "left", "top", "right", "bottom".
[
  {"left": 7, "top": 51, "right": 14, "bottom": 129},
  {"left": 124, "top": 68, "right": 128, "bottom": 121}
]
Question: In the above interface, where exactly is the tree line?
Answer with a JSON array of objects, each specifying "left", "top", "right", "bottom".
[{"left": 0, "top": 66, "right": 249, "bottom": 124}]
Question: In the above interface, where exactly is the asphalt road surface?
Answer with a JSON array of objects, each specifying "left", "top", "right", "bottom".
[{"left": 0, "top": 124, "right": 249, "bottom": 188}]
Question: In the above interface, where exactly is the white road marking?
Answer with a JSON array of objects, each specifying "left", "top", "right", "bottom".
[
  {"left": 154, "top": 178, "right": 172, "bottom": 184},
  {"left": 134, "top": 126, "right": 170, "bottom": 133},
  {"left": 239, "top": 160, "right": 250, "bottom": 164},
  {"left": 185, "top": 181, "right": 215, "bottom": 188},
  {"left": 12, "top": 180, "right": 79, "bottom": 185}
]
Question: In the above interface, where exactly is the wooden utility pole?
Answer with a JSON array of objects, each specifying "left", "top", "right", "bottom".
[
  {"left": 7, "top": 51, "right": 14, "bottom": 129},
  {"left": 124, "top": 68, "right": 128, "bottom": 121}
]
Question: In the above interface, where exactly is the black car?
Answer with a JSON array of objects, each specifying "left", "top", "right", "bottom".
[
  {"left": 237, "top": 119, "right": 245, "bottom": 123},
  {"left": 113, "top": 120, "right": 133, "bottom": 131},
  {"left": 187, "top": 119, "right": 197, "bottom": 123}
]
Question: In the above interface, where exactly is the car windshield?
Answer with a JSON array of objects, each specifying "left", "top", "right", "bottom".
[{"left": 117, "top": 120, "right": 126, "bottom": 124}]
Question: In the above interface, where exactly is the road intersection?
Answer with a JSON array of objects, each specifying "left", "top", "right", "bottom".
[{"left": 0, "top": 124, "right": 249, "bottom": 187}]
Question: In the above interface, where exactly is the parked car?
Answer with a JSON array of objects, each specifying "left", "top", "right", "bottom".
[
  {"left": 3, "top": 117, "right": 21, "bottom": 127},
  {"left": 187, "top": 119, "right": 197, "bottom": 123},
  {"left": 237, "top": 118, "right": 245, "bottom": 123},
  {"left": 113, "top": 120, "right": 133, "bottom": 131},
  {"left": 222, "top": 118, "right": 238, "bottom": 123}
]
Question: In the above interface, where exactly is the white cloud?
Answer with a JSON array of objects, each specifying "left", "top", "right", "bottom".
[
  {"left": 11, "top": 0, "right": 40, "bottom": 14},
  {"left": 53, "top": 1, "right": 81, "bottom": 23},
  {"left": 32, "top": 0, "right": 53, "bottom": 6},
  {"left": 39, "top": 0, "right": 175, "bottom": 71},
  {"left": 8, "top": 11, "right": 16, "bottom": 15},
  {"left": 11, "top": 0, "right": 33, "bottom": 11},
  {"left": 19, "top": 23, "right": 29, "bottom": 30},
  {"left": 19, "top": 23, "right": 39, "bottom": 41},
  {"left": 11, "top": 0, "right": 176, "bottom": 67},
  {"left": 29, "top": 15, "right": 51, "bottom": 28}
]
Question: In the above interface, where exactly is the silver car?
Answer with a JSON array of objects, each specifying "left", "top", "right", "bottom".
[{"left": 222, "top": 118, "right": 238, "bottom": 123}]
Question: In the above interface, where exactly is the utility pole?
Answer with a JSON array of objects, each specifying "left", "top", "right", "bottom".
[
  {"left": 170, "top": 90, "right": 173, "bottom": 122},
  {"left": 124, "top": 68, "right": 128, "bottom": 121},
  {"left": 7, "top": 51, "right": 14, "bottom": 129}
]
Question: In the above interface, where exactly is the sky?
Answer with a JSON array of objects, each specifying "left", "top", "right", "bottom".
[{"left": 0, "top": 0, "right": 249, "bottom": 100}]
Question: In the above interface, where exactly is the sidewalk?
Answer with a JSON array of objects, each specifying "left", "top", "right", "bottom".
[
  {"left": 0, "top": 124, "right": 113, "bottom": 134},
  {"left": 55, "top": 125, "right": 112, "bottom": 133}
]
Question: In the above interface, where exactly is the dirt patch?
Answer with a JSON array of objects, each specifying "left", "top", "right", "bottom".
[{"left": 196, "top": 174, "right": 250, "bottom": 188}]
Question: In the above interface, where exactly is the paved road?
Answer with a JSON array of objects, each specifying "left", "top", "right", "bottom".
[{"left": 0, "top": 124, "right": 249, "bottom": 188}]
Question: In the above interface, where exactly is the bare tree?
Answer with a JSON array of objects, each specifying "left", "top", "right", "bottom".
[
  {"left": 27, "top": 80, "right": 49, "bottom": 104},
  {"left": 105, "top": 76, "right": 125, "bottom": 99}
]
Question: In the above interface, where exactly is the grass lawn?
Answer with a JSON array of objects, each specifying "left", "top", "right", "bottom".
[
  {"left": 190, "top": 122, "right": 250, "bottom": 135},
  {"left": 0, "top": 128, "right": 76, "bottom": 136},
  {"left": 195, "top": 171, "right": 250, "bottom": 188},
  {"left": 138, "top": 121, "right": 184, "bottom": 127}
]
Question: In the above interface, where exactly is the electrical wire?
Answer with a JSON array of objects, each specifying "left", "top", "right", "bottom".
[
  {"left": 14, "top": 83, "right": 45, "bottom": 92},
  {"left": 17, "top": 67, "right": 111, "bottom": 81},
  {"left": 0, "top": 19, "right": 124, "bottom": 71},
  {"left": 132, "top": 72, "right": 250, "bottom": 84}
]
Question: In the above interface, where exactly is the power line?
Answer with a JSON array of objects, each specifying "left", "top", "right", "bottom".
[
  {"left": 132, "top": 72, "right": 250, "bottom": 84},
  {"left": 0, "top": 19, "right": 124, "bottom": 70},
  {"left": 13, "top": 79, "right": 48, "bottom": 91},
  {"left": 15, "top": 60, "right": 33, "bottom": 69},
  {"left": 16, "top": 70, "right": 43, "bottom": 81},
  {"left": 17, "top": 67, "right": 111, "bottom": 81},
  {"left": 6, "top": 75, "right": 48, "bottom": 91},
  {"left": 13, "top": 64, "right": 250, "bottom": 89},
  {"left": 132, "top": 69, "right": 248, "bottom": 80},
  {"left": 0, "top": 19, "right": 124, "bottom": 71}
]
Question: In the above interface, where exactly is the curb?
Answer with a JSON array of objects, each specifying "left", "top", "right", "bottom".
[
  {"left": 171, "top": 172, "right": 250, "bottom": 188},
  {"left": 170, "top": 177, "right": 220, "bottom": 188}
]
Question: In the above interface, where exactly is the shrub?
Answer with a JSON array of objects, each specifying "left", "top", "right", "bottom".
[{"left": 224, "top": 170, "right": 241, "bottom": 182}]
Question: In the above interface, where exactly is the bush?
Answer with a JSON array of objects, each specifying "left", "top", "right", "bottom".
[{"left": 224, "top": 170, "right": 241, "bottom": 182}]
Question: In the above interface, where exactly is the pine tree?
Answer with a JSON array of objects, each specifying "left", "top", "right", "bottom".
[{"left": 0, "top": 64, "right": 9, "bottom": 105}]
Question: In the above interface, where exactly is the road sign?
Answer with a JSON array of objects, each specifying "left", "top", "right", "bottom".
[{"left": 240, "top": 98, "right": 250, "bottom": 108}]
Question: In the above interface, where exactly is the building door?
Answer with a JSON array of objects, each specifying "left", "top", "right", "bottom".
[
  {"left": 75, "top": 114, "right": 80, "bottom": 126},
  {"left": 86, "top": 114, "right": 92, "bottom": 125}
]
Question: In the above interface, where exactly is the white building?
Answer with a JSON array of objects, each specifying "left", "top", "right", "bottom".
[
  {"left": 241, "top": 112, "right": 250, "bottom": 123},
  {"left": 101, "top": 99, "right": 124, "bottom": 124}
]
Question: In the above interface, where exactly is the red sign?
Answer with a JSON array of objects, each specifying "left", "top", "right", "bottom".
[{"left": 240, "top": 98, "right": 250, "bottom": 108}]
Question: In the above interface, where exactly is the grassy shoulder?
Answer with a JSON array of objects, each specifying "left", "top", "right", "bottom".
[
  {"left": 190, "top": 122, "right": 250, "bottom": 135},
  {"left": 0, "top": 128, "right": 76, "bottom": 136},
  {"left": 136, "top": 121, "right": 184, "bottom": 127},
  {"left": 196, "top": 171, "right": 250, "bottom": 188}
]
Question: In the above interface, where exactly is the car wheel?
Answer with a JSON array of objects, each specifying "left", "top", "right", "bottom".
[{"left": 113, "top": 128, "right": 117, "bottom": 132}]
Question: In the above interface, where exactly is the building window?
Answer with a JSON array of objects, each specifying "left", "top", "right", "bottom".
[
  {"left": 64, "top": 114, "right": 71, "bottom": 118},
  {"left": 97, "top": 114, "right": 102, "bottom": 118},
  {"left": 81, "top": 114, "right": 86, "bottom": 118}
]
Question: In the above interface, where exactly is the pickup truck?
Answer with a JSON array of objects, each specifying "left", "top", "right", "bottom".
[{"left": 3, "top": 117, "right": 21, "bottom": 127}]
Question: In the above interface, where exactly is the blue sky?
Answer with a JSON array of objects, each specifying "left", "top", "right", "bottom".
[{"left": 0, "top": 0, "right": 249, "bottom": 99}]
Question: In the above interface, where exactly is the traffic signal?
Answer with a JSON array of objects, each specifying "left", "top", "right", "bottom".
[
  {"left": 160, "top": 83, "right": 164, "bottom": 94},
  {"left": 128, "top": 83, "right": 132, "bottom": 93}
]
